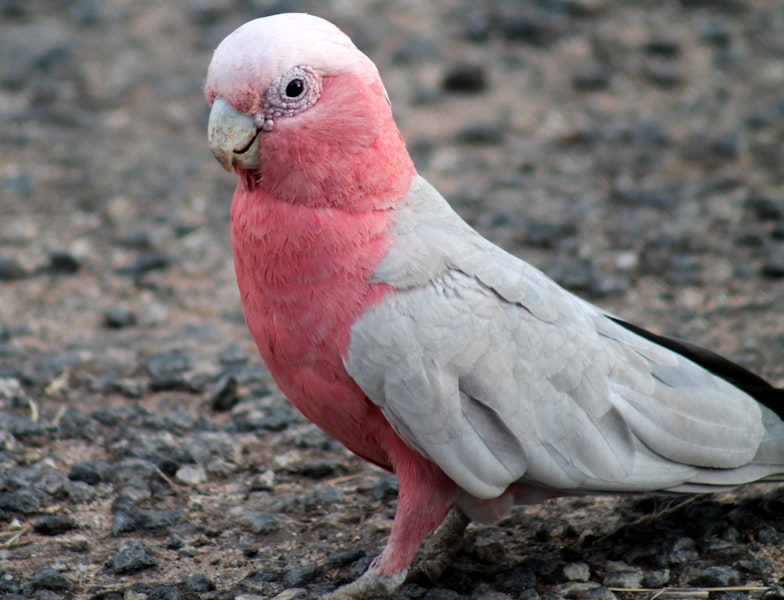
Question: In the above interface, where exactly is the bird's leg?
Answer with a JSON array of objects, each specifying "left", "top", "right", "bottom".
[
  {"left": 408, "top": 508, "right": 471, "bottom": 584},
  {"left": 326, "top": 460, "right": 458, "bottom": 599}
]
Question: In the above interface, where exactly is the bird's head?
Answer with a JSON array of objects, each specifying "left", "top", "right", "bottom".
[{"left": 205, "top": 13, "right": 414, "bottom": 209}]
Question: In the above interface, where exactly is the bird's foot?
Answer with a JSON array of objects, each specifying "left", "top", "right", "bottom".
[
  {"left": 408, "top": 509, "right": 471, "bottom": 584},
  {"left": 325, "top": 567, "right": 406, "bottom": 599}
]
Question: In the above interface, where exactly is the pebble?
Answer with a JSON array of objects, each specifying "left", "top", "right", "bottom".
[
  {"left": 249, "top": 469, "right": 275, "bottom": 492},
  {"left": 498, "top": 566, "right": 537, "bottom": 592},
  {"left": 643, "top": 61, "right": 684, "bottom": 88},
  {"left": 103, "top": 306, "right": 137, "bottom": 328},
  {"left": 31, "top": 566, "right": 74, "bottom": 592},
  {"left": 525, "top": 220, "right": 579, "bottom": 249},
  {"left": 643, "top": 35, "right": 681, "bottom": 57},
  {"left": 285, "top": 458, "right": 343, "bottom": 479},
  {"left": 47, "top": 250, "right": 81, "bottom": 274},
  {"left": 643, "top": 568, "right": 671, "bottom": 588},
  {"left": 115, "top": 251, "right": 170, "bottom": 275},
  {"left": 144, "top": 350, "right": 192, "bottom": 390},
  {"left": 0, "top": 256, "right": 27, "bottom": 280},
  {"left": 183, "top": 573, "right": 215, "bottom": 592},
  {"left": 33, "top": 514, "right": 78, "bottom": 535},
  {"left": 453, "top": 122, "right": 505, "bottom": 145},
  {"left": 57, "top": 407, "right": 102, "bottom": 440},
  {"left": 602, "top": 561, "right": 643, "bottom": 589},
  {"left": 69, "top": 459, "right": 110, "bottom": 485},
  {"left": 760, "top": 247, "right": 784, "bottom": 279},
  {"left": 441, "top": 62, "right": 488, "bottom": 93},
  {"left": 684, "top": 565, "right": 740, "bottom": 587},
  {"left": 572, "top": 62, "right": 611, "bottom": 91},
  {"left": 0, "top": 487, "right": 50, "bottom": 513},
  {"left": 283, "top": 563, "right": 321, "bottom": 587},
  {"left": 210, "top": 373, "right": 239, "bottom": 412},
  {"left": 175, "top": 464, "right": 207, "bottom": 486},
  {"left": 111, "top": 540, "right": 158, "bottom": 574},
  {"left": 242, "top": 510, "right": 283, "bottom": 534},
  {"left": 562, "top": 562, "right": 590, "bottom": 581},
  {"left": 495, "top": 10, "right": 562, "bottom": 46}
]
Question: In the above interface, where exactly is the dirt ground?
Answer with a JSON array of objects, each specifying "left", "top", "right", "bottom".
[{"left": 2, "top": 1, "right": 784, "bottom": 598}]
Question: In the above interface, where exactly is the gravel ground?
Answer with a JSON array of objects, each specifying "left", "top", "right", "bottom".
[{"left": 2, "top": 1, "right": 784, "bottom": 598}]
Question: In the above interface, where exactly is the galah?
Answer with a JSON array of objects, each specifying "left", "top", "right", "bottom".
[{"left": 205, "top": 13, "right": 784, "bottom": 599}]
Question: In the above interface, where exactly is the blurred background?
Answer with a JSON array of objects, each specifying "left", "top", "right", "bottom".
[{"left": 1, "top": 0, "right": 784, "bottom": 597}]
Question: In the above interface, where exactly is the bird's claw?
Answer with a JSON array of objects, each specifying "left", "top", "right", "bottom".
[
  {"left": 325, "top": 567, "right": 406, "bottom": 599},
  {"left": 408, "top": 509, "right": 471, "bottom": 584}
]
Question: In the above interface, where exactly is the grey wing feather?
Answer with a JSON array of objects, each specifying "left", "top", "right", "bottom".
[{"left": 346, "top": 175, "right": 780, "bottom": 500}]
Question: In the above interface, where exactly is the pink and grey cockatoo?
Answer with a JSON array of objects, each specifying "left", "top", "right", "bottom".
[{"left": 206, "top": 13, "right": 784, "bottom": 599}]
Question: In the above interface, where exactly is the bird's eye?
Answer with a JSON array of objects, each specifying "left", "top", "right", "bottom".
[
  {"left": 285, "top": 79, "right": 304, "bottom": 98},
  {"left": 260, "top": 66, "right": 322, "bottom": 130}
]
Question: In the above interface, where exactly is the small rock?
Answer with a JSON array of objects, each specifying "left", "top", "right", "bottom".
[
  {"left": 210, "top": 374, "right": 239, "bottom": 412},
  {"left": 47, "top": 250, "right": 81, "bottom": 274},
  {"left": 183, "top": 573, "right": 215, "bottom": 592},
  {"left": 116, "top": 251, "right": 170, "bottom": 275},
  {"left": 111, "top": 511, "right": 138, "bottom": 535},
  {"left": 273, "top": 589, "right": 307, "bottom": 600},
  {"left": 422, "top": 588, "right": 463, "bottom": 599},
  {"left": 686, "top": 565, "right": 740, "bottom": 587},
  {"left": 0, "top": 487, "right": 51, "bottom": 513},
  {"left": 562, "top": 562, "right": 591, "bottom": 581},
  {"left": 761, "top": 247, "right": 784, "bottom": 279},
  {"left": 498, "top": 566, "right": 538, "bottom": 592},
  {"left": 249, "top": 469, "right": 275, "bottom": 492},
  {"left": 661, "top": 537, "right": 698, "bottom": 565},
  {"left": 106, "top": 458, "right": 159, "bottom": 484},
  {"left": 286, "top": 458, "right": 343, "bottom": 479},
  {"left": 643, "top": 568, "right": 670, "bottom": 588},
  {"left": 219, "top": 344, "right": 250, "bottom": 365},
  {"left": 497, "top": 10, "right": 561, "bottom": 46},
  {"left": 763, "top": 587, "right": 784, "bottom": 600},
  {"left": 104, "top": 307, "right": 137, "bottom": 329},
  {"left": 747, "top": 193, "right": 784, "bottom": 220},
  {"left": 69, "top": 459, "right": 110, "bottom": 485},
  {"left": 441, "top": 62, "right": 487, "bottom": 93},
  {"left": 242, "top": 510, "right": 283, "bottom": 534},
  {"left": 392, "top": 37, "right": 440, "bottom": 65},
  {"left": 643, "top": 61, "right": 684, "bottom": 87},
  {"left": 175, "top": 464, "right": 207, "bottom": 486},
  {"left": 325, "top": 548, "right": 365, "bottom": 568},
  {"left": 31, "top": 566, "right": 74, "bottom": 592},
  {"left": 0, "top": 412, "right": 47, "bottom": 438},
  {"left": 145, "top": 350, "right": 191, "bottom": 390},
  {"left": 313, "top": 486, "right": 343, "bottom": 503},
  {"left": 33, "top": 515, "right": 78, "bottom": 536},
  {"left": 470, "top": 584, "right": 515, "bottom": 600},
  {"left": 111, "top": 540, "right": 158, "bottom": 574},
  {"left": 64, "top": 534, "right": 90, "bottom": 552},
  {"left": 57, "top": 408, "right": 102, "bottom": 440},
  {"left": 644, "top": 35, "right": 681, "bottom": 57},
  {"left": 0, "top": 256, "right": 27, "bottom": 280},
  {"left": 603, "top": 562, "right": 643, "bottom": 589},
  {"left": 283, "top": 563, "right": 320, "bottom": 587},
  {"left": 454, "top": 122, "right": 504, "bottom": 145},
  {"left": 552, "top": 581, "right": 612, "bottom": 599},
  {"left": 525, "top": 220, "right": 579, "bottom": 249},
  {"left": 701, "top": 21, "right": 732, "bottom": 48},
  {"left": 572, "top": 62, "right": 610, "bottom": 91}
]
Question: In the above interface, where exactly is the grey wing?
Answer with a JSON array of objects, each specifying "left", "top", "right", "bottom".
[{"left": 345, "top": 176, "right": 777, "bottom": 500}]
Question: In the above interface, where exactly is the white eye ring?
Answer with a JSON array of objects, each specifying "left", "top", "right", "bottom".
[{"left": 259, "top": 66, "right": 321, "bottom": 131}]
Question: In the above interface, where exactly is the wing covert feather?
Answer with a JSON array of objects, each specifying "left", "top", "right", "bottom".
[{"left": 346, "top": 175, "right": 769, "bottom": 499}]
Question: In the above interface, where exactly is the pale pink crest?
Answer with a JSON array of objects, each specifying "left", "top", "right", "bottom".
[{"left": 205, "top": 13, "right": 383, "bottom": 113}]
